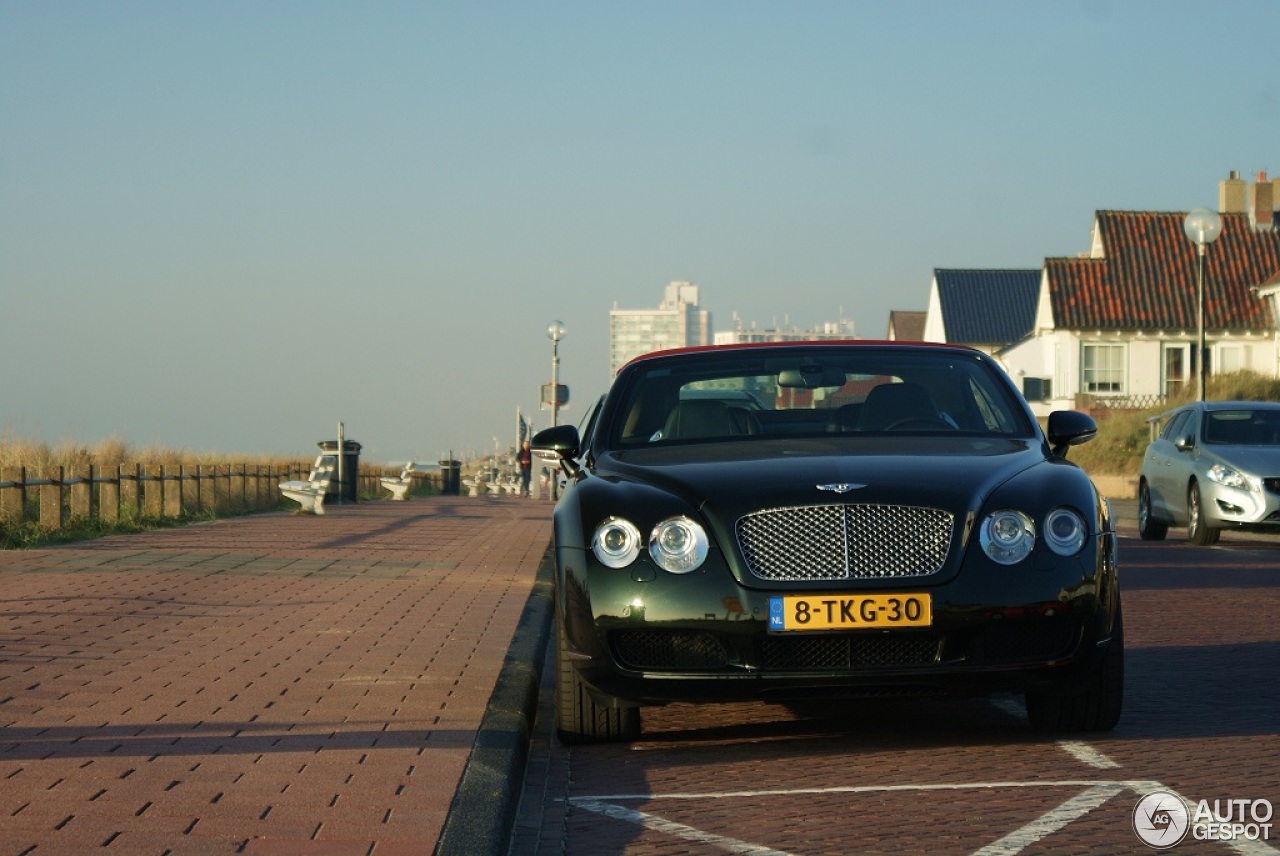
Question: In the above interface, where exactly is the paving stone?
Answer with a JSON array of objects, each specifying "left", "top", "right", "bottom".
[{"left": 0, "top": 496, "right": 551, "bottom": 853}]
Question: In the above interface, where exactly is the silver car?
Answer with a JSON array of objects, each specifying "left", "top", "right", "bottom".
[{"left": 1138, "top": 401, "right": 1280, "bottom": 545}]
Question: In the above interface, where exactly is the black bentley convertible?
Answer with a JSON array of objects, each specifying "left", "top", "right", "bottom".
[{"left": 532, "top": 341, "right": 1121, "bottom": 743}]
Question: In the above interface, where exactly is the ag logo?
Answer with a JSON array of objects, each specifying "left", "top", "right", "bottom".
[{"left": 1133, "top": 791, "right": 1190, "bottom": 849}]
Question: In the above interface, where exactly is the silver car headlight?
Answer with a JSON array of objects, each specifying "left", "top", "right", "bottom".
[
  {"left": 1207, "top": 464, "right": 1252, "bottom": 491},
  {"left": 649, "top": 516, "right": 708, "bottom": 574},
  {"left": 1044, "top": 507, "right": 1087, "bottom": 556},
  {"left": 980, "top": 510, "right": 1035, "bottom": 565},
  {"left": 592, "top": 517, "right": 642, "bottom": 568}
]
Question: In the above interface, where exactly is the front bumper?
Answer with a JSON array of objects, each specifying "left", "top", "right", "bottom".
[
  {"left": 1203, "top": 480, "right": 1280, "bottom": 528},
  {"left": 557, "top": 533, "right": 1119, "bottom": 707}
]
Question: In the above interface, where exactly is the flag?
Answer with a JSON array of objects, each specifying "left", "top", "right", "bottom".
[{"left": 517, "top": 408, "right": 530, "bottom": 445}]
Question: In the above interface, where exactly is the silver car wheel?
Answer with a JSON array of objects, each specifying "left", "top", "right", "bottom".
[
  {"left": 1137, "top": 482, "right": 1167, "bottom": 541},
  {"left": 1187, "top": 482, "right": 1221, "bottom": 547}
]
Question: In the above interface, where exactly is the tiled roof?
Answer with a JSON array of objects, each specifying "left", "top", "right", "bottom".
[
  {"left": 1048, "top": 211, "right": 1280, "bottom": 330},
  {"left": 934, "top": 269, "right": 1039, "bottom": 344},
  {"left": 887, "top": 309, "right": 926, "bottom": 341}
]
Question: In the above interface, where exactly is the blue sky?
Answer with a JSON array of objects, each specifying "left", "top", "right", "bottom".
[{"left": 3, "top": 1, "right": 1278, "bottom": 465}]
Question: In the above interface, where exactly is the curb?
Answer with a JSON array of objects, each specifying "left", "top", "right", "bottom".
[{"left": 434, "top": 546, "right": 555, "bottom": 856}]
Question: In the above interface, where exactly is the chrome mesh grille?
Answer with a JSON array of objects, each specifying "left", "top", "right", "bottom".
[{"left": 736, "top": 503, "right": 954, "bottom": 581}]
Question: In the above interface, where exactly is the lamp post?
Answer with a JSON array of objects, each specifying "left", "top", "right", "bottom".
[
  {"left": 546, "top": 320, "right": 567, "bottom": 427},
  {"left": 1183, "top": 208, "right": 1223, "bottom": 401}
]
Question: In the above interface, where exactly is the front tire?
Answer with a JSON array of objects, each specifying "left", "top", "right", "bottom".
[
  {"left": 1137, "top": 481, "right": 1168, "bottom": 541},
  {"left": 1026, "top": 602, "right": 1124, "bottom": 733},
  {"left": 1187, "top": 482, "right": 1221, "bottom": 546},
  {"left": 555, "top": 616, "right": 640, "bottom": 745}
]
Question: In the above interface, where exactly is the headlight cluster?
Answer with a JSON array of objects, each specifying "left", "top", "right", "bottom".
[
  {"left": 591, "top": 515, "right": 709, "bottom": 574},
  {"left": 979, "top": 507, "right": 1088, "bottom": 565},
  {"left": 1207, "top": 464, "right": 1253, "bottom": 491}
]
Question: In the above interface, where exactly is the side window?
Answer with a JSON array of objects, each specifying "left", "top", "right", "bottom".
[
  {"left": 1183, "top": 411, "right": 1201, "bottom": 444},
  {"left": 1161, "top": 411, "right": 1190, "bottom": 442},
  {"left": 578, "top": 395, "right": 604, "bottom": 448}
]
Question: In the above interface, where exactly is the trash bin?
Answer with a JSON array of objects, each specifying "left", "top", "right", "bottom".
[
  {"left": 318, "top": 439, "right": 361, "bottom": 502},
  {"left": 438, "top": 459, "right": 461, "bottom": 495}
]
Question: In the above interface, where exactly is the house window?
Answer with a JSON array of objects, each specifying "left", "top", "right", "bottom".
[
  {"left": 1219, "top": 344, "right": 1247, "bottom": 374},
  {"left": 1163, "top": 345, "right": 1190, "bottom": 397},
  {"left": 1082, "top": 344, "right": 1125, "bottom": 394}
]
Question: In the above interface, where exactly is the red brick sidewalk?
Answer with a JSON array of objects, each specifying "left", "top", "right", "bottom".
[{"left": 0, "top": 495, "right": 551, "bottom": 855}]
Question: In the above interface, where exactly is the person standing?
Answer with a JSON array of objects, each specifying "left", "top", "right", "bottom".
[{"left": 518, "top": 439, "right": 533, "bottom": 497}]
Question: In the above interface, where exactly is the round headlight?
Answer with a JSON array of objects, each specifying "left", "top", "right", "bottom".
[
  {"left": 592, "top": 517, "right": 641, "bottom": 568},
  {"left": 980, "top": 510, "right": 1035, "bottom": 565},
  {"left": 649, "top": 516, "right": 708, "bottom": 574},
  {"left": 1044, "top": 507, "right": 1087, "bottom": 556}
]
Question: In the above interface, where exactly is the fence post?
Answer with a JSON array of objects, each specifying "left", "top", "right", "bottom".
[
  {"left": 144, "top": 465, "right": 163, "bottom": 518},
  {"left": 100, "top": 465, "right": 120, "bottom": 524},
  {"left": 207, "top": 464, "right": 220, "bottom": 513},
  {"left": 231, "top": 464, "right": 245, "bottom": 513},
  {"left": 162, "top": 465, "right": 181, "bottom": 518},
  {"left": 171, "top": 468, "right": 186, "bottom": 514},
  {"left": 69, "top": 465, "right": 92, "bottom": 521},
  {"left": 119, "top": 464, "right": 139, "bottom": 521},
  {"left": 40, "top": 466, "right": 64, "bottom": 531},
  {"left": 1, "top": 466, "right": 26, "bottom": 524}
]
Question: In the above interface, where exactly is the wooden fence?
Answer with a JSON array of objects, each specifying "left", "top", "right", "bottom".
[{"left": 0, "top": 463, "right": 442, "bottom": 533}]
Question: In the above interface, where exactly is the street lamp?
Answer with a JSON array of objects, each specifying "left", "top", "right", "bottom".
[
  {"left": 546, "top": 320, "right": 567, "bottom": 427},
  {"left": 1183, "top": 208, "right": 1223, "bottom": 401}
]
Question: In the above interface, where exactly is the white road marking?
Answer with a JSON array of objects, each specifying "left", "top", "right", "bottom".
[
  {"left": 970, "top": 783, "right": 1128, "bottom": 855},
  {"left": 570, "top": 780, "right": 1280, "bottom": 855},
  {"left": 572, "top": 798, "right": 799, "bottom": 856},
  {"left": 1055, "top": 740, "right": 1121, "bottom": 769}
]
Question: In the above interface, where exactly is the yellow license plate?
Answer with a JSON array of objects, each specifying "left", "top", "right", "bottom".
[{"left": 768, "top": 593, "right": 931, "bottom": 632}]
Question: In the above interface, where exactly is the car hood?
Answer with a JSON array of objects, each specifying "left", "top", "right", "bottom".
[
  {"left": 597, "top": 436, "right": 1047, "bottom": 521},
  {"left": 1204, "top": 445, "right": 1280, "bottom": 476}
]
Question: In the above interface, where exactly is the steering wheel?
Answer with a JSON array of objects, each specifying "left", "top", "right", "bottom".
[{"left": 882, "top": 416, "right": 956, "bottom": 431}]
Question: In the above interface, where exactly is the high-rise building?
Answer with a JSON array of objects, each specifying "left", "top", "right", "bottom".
[
  {"left": 608, "top": 281, "right": 712, "bottom": 378},
  {"left": 713, "top": 311, "right": 856, "bottom": 345}
]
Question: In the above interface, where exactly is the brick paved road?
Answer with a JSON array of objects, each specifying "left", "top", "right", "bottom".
[
  {"left": 512, "top": 505, "right": 1280, "bottom": 855},
  {"left": 0, "top": 496, "right": 551, "bottom": 855}
]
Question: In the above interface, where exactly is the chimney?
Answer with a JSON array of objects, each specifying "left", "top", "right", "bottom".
[
  {"left": 1250, "top": 171, "right": 1275, "bottom": 231},
  {"left": 1220, "top": 169, "right": 1247, "bottom": 213}
]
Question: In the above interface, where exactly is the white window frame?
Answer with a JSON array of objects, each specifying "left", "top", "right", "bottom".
[
  {"left": 1082, "top": 342, "right": 1126, "bottom": 395},
  {"left": 1162, "top": 343, "right": 1191, "bottom": 398},
  {"left": 1218, "top": 343, "right": 1247, "bottom": 375}
]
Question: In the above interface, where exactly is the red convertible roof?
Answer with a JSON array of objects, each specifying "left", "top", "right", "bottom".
[{"left": 619, "top": 339, "right": 979, "bottom": 373}]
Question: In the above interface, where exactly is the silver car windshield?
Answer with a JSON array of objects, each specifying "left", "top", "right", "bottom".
[{"left": 1203, "top": 410, "right": 1280, "bottom": 446}]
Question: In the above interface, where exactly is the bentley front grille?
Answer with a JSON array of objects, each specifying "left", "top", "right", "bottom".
[{"left": 736, "top": 503, "right": 954, "bottom": 581}]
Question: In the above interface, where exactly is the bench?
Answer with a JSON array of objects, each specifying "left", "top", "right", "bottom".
[
  {"left": 379, "top": 461, "right": 416, "bottom": 501},
  {"left": 279, "top": 454, "right": 338, "bottom": 514}
]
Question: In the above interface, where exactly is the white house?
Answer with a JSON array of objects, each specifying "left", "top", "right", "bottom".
[{"left": 1000, "top": 173, "right": 1280, "bottom": 416}]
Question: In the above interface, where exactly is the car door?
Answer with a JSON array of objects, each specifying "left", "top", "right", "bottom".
[
  {"left": 1159, "top": 409, "right": 1201, "bottom": 524},
  {"left": 1144, "top": 409, "right": 1190, "bottom": 519}
]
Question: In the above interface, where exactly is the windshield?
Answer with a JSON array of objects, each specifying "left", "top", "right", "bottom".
[
  {"left": 1202, "top": 409, "right": 1280, "bottom": 446},
  {"left": 606, "top": 347, "right": 1034, "bottom": 447}
]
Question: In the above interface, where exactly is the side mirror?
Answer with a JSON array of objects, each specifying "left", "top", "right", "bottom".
[
  {"left": 531, "top": 425, "right": 581, "bottom": 461},
  {"left": 1046, "top": 410, "right": 1097, "bottom": 459},
  {"left": 1175, "top": 434, "right": 1196, "bottom": 452}
]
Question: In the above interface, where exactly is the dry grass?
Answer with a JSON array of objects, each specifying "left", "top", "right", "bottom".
[
  {"left": 0, "top": 431, "right": 300, "bottom": 475},
  {"left": 1067, "top": 371, "right": 1280, "bottom": 477}
]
